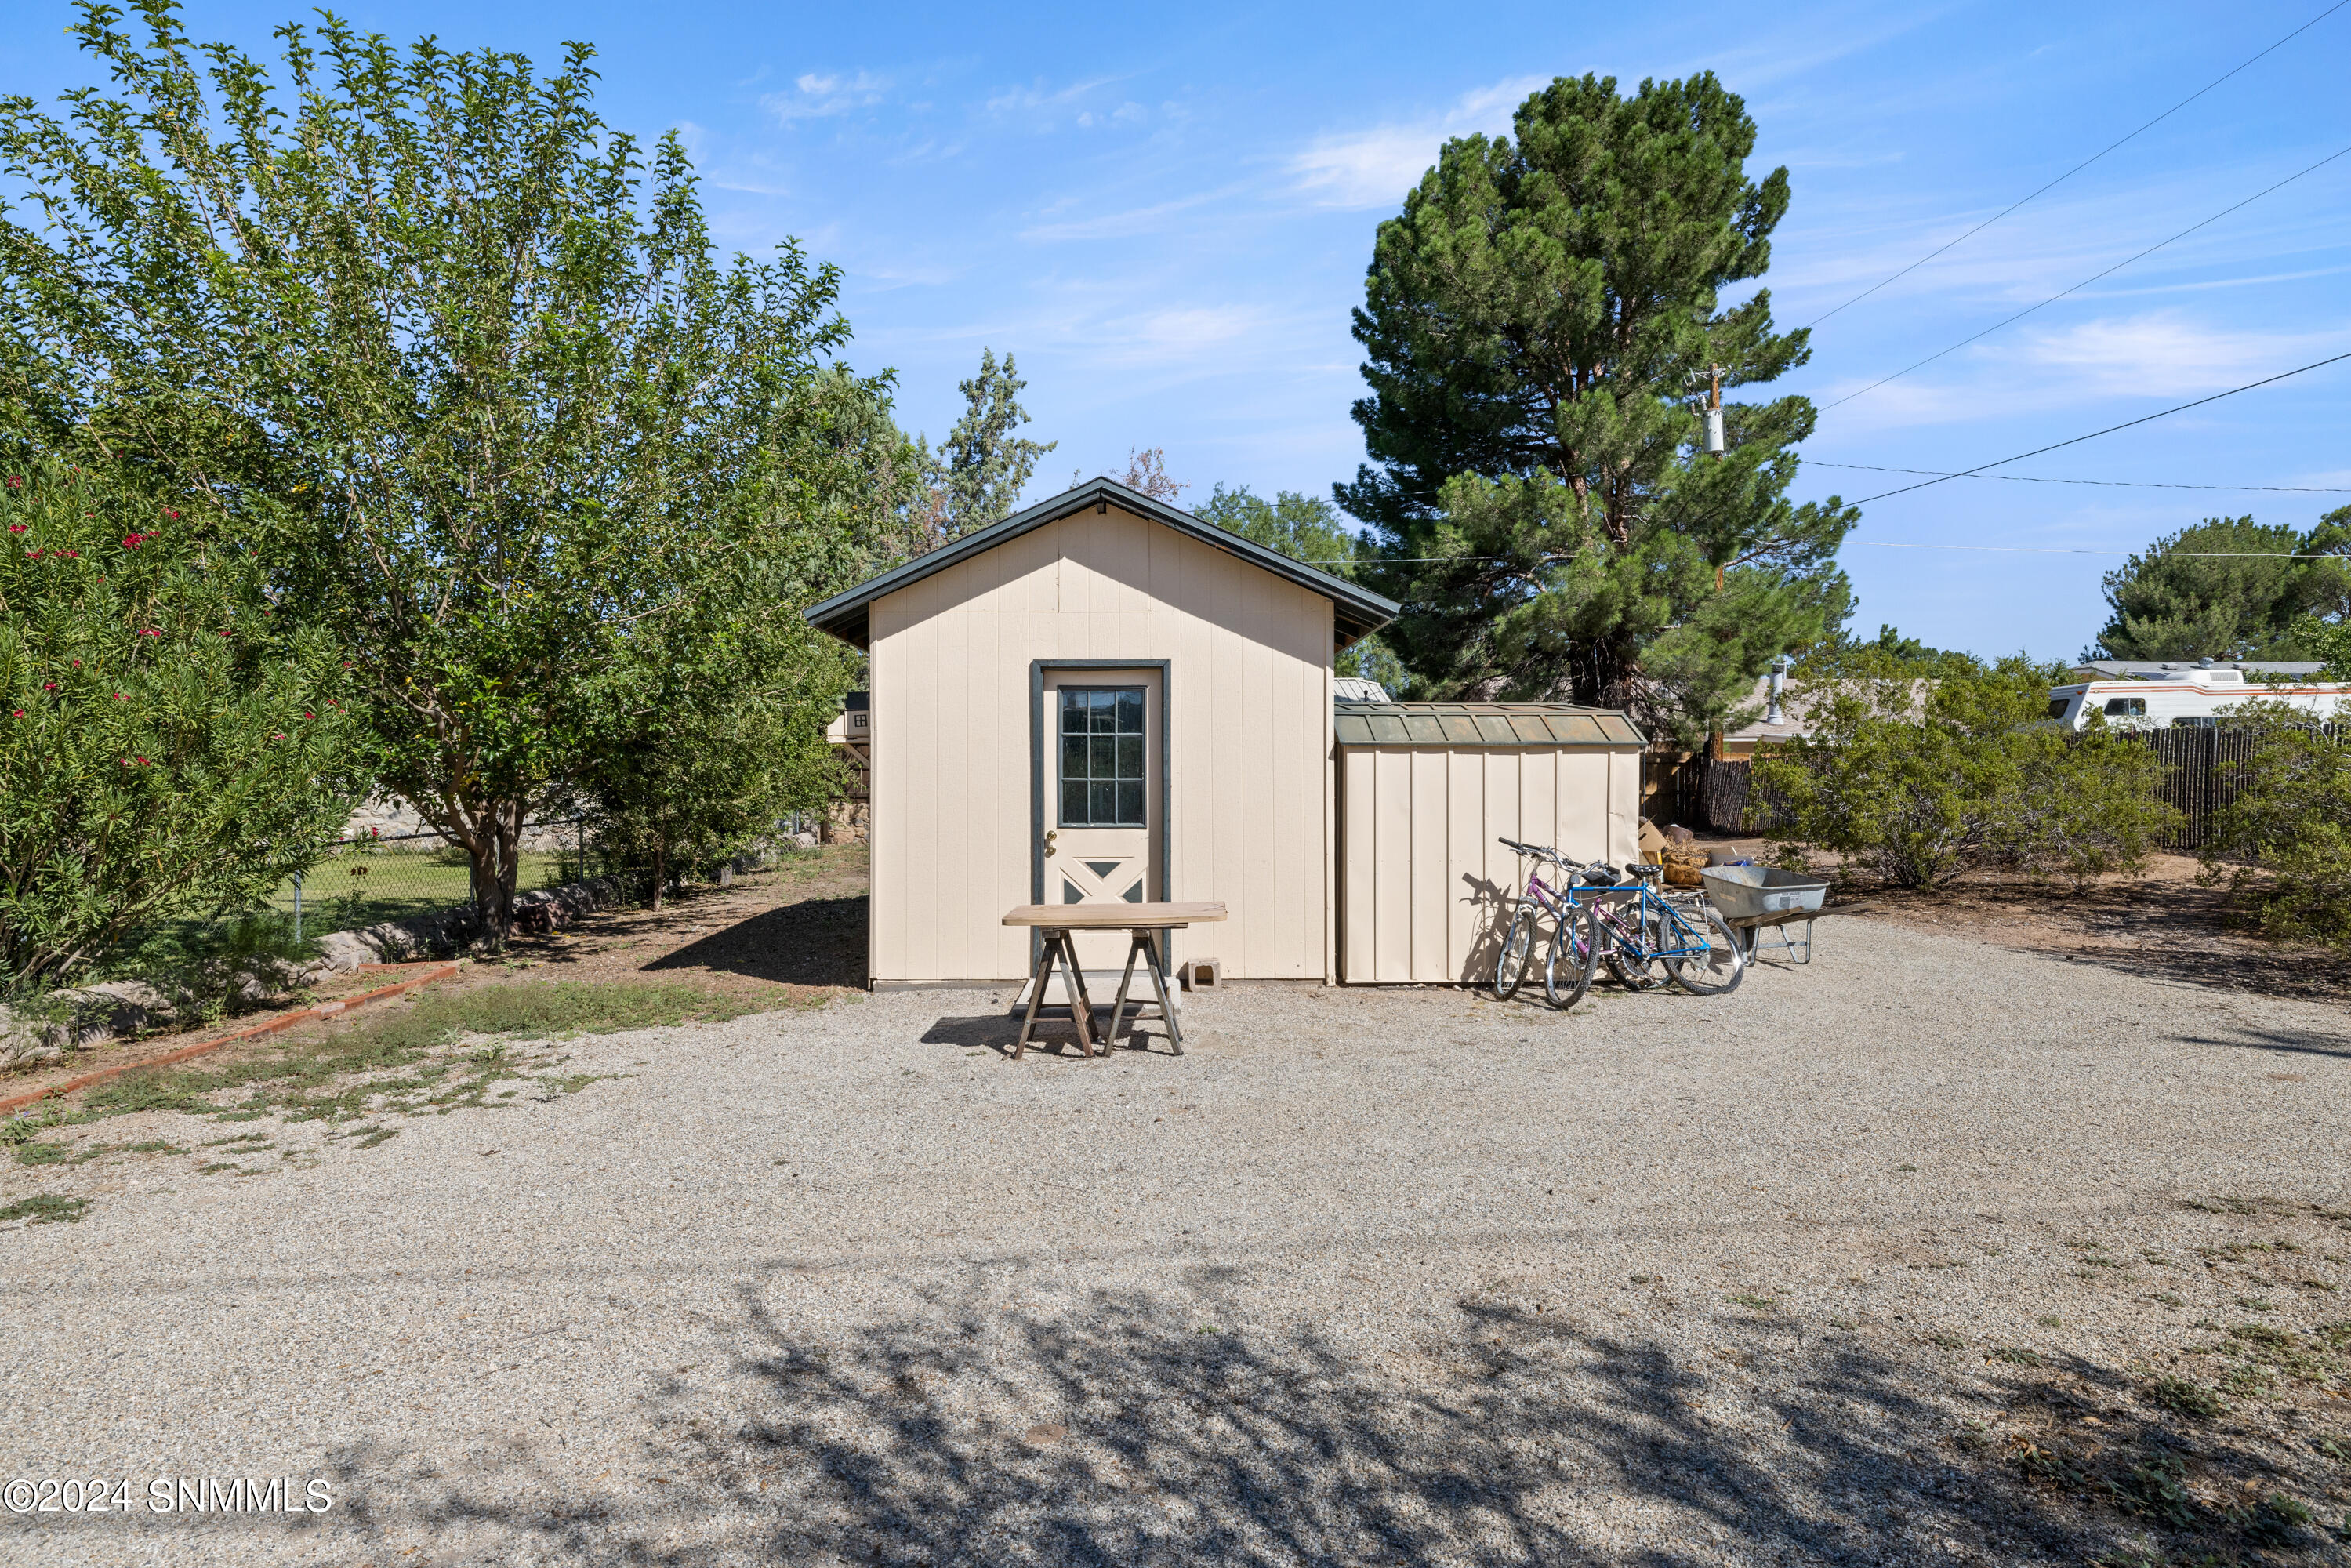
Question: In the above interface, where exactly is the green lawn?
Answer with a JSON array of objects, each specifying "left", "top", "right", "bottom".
[{"left": 267, "top": 849, "right": 582, "bottom": 928}]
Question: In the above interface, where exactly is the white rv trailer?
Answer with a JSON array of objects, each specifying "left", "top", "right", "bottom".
[{"left": 2048, "top": 660, "right": 2351, "bottom": 731}]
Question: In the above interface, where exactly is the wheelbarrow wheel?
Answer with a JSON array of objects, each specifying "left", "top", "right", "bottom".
[{"left": 1492, "top": 907, "right": 1537, "bottom": 1000}]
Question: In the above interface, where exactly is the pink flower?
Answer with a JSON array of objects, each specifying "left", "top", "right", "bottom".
[
  {"left": 6, "top": 524, "right": 23, "bottom": 534},
  {"left": 4, "top": 476, "right": 20, "bottom": 489},
  {"left": 138, "top": 628, "right": 160, "bottom": 638},
  {"left": 303, "top": 710, "right": 314, "bottom": 719},
  {"left": 113, "top": 692, "right": 127, "bottom": 701},
  {"left": 136, "top": 757, "right": 148, "bottom": 766},
  {"left": 219, "top": 630, "right": 233, "bottom": 638},
  {"left": 41, "top": 682, "right": 56, "bottom": 691},
  {"left": 70, "top": 659, "right": 79, "bottom": 668},
  {"left": 10, "top": 710, "right": 20, "bottom": 717},
  {"left": 163, "top": 509, "right": 179, "bottom": 519}
]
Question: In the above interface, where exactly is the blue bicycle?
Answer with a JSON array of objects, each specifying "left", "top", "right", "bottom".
[{"left": 1567, "top": 859, "right": 1747, "bottom": 996}]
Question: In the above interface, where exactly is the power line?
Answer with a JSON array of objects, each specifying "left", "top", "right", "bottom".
[
  {"left": 1839, "top": 349, "right": 2351, "bottom": 508},
  {"left": 1820, "top": 143, "right": 2351, "bottom": 410},
  {"left": 1798, "top": 0, "right": 2351, "bottom": 332},
  {"left": 1854, "top": 541, "right": 2351, "bottom": 557},
  {"left": 1806, "top": 461, "right": 2351, "bottom": 495}
]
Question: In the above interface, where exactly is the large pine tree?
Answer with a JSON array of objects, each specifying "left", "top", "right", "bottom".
[{"left": 1339, "top": 73, "right": 1856, "bottom": 742}]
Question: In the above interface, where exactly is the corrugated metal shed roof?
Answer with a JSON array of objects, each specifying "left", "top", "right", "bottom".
[{"left": 1331, "top": 701, "right": 1645, "bottom": 750}]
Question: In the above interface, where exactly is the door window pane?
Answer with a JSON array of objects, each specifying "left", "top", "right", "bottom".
[{"left": 1056, "top": 685, "right": 1147, "bottom": 826}]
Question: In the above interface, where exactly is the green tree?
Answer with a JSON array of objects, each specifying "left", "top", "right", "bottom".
[
  {"left": 1196, "top": 483, "right": 1406, "bottom": 689},
  {"left": 0, "top": 454, "right": 361, "bottom": 988},
  {"left": 1, "top": 2, "right": 867, "bottom": 944},
  {"left": 927, "top": 348, "right": 1055, "bottom": 537},
  {"left": 1337, "top": 73, "right": 1856, "bottom": 745},
  {"left": 2090, "top": 514, "right": 2351, "bottom": 661},
  {"left": 582, "top": 376, "right": 914, "bottom": 902}
]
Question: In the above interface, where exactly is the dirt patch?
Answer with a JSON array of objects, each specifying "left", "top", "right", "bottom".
[
  {"left": 0, "top": 847, "right": 869, "bottom": 1112},
  {"left": 1697, "top": 835, "right": 2351, "bottom": 1006}
]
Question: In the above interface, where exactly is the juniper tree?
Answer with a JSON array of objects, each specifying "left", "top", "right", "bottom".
[
  {"left": 1338, "top": 73, "right": 1856, "bottom": 743},
  {"left": 928, "top": 348, "right": 1055, "bottom": 536}
]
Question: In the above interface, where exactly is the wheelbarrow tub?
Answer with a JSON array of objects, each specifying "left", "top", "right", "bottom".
[{"left": 1697, "top": 865, "right": 1828, "bottom": 924}]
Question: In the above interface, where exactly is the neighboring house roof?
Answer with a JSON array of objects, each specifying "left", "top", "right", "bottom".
[
  {"left": 1332, "top": 701, "right": 1645, "bottom": 749},
  {"left": 2071, "top": 659, "right": 2324, "bottom": 681},
  {"left": 803, "top": 476, "right": 1400, "bottom": 649},
  {"left": 1333, "top": 677, "right": 1391, "bottom": 703},
  {"left": 1720, "top": 673, "right": 1936, "bottom": 746}
]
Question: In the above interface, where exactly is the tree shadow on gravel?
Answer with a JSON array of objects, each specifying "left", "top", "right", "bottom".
[
  {"left": 415, "top": 1270, "right": 2254, "bottom": 1568},
  {"left": 2165, "top": 1022, "right": 2351, "bottom": 1061},
  {"left": 648, "top": 895, "right": 869, "bottom": 989}
]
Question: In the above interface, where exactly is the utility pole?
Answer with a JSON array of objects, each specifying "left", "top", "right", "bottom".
[{"left": 1706, "top": 364, "right": 1725, "bottom": 592}]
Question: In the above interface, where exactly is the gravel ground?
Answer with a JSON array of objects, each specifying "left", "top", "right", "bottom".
[{"left": 5, "top": 915, "right": 2349, "bottom": 1566}]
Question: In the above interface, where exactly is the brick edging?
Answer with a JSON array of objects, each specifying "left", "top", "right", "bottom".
[{"left": 0, "top": 961, "right": 462, "bottom": 1116}]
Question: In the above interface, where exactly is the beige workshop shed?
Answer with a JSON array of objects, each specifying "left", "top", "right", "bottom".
[
  {"left": 804, "top": 476, "right": 1649, "bottom": 991},
  {"left": 804, "top": 477, "right": 1397, "bottom": 987},
  {"left": 1335, "top": 702, "right": 1646, "bottom": 985}
]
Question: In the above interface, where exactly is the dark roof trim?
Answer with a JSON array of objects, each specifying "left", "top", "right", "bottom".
[
  {"left": 1332, "top": 702, "right": 1646, "bottom": 750},
  {"left": 802, "top": 477, "right": 1400, "bottom": 649}
]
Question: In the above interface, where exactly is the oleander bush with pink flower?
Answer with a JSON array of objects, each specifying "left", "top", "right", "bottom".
[{"left": 0, "top": 455, "right": 364, "bottom": 989}]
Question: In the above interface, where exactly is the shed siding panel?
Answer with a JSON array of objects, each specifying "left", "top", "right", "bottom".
[
  {"left": 1409, "top": 749, "right": 1449, "bottom": 979},
  {"left": 1333, "top": 742, "right": 1643, "bottom": 984},
  {"left": 866, "top": 506, "right": 1331, "bottom": 984}
]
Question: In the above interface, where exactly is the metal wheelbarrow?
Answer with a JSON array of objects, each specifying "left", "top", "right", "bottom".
[{"left": 1696, "top": 865, "right": 1830, "bottom": 963}]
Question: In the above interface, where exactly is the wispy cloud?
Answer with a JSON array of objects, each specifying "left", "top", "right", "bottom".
[
  {"left": 1019, "top": 184, "right": 1249, "bottom": 243},
  {"left": 1814, "top": 310, "right": 2351, "bottom": 436},
  {"left": 2011, "top": 311, "right": 2351, "bottom": 399},
  {"left": 984, "top": 75, "right": 1142, "bottom": 131},
  {"left": 762, "top": 71, "right": 889, "bottom": 124},
  {"left": 1286, "top": 74, "right": 1547, "bottom": 209}
]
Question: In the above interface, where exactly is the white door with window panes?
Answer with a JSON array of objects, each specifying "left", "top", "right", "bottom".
[{"left": 1040, "top": 669, "right": 1161, "bottom": 967}]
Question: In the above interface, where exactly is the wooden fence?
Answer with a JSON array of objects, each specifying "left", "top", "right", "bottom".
[{"left": 1656, "top": 724, "right": 2306, "bottom": 851}]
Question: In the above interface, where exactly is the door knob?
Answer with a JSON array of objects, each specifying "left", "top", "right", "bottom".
[{"left": 1043, "top": 829, "right": 1058, "bottom": 856}]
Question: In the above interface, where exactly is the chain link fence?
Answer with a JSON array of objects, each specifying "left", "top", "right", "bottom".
[{"left": 270, "top": 820, "right": 596, "bottom": 940}]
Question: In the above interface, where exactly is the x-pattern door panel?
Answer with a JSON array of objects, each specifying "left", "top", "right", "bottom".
[{"left": 1041, "top": 670, "right": 1159, "bottom": 967}]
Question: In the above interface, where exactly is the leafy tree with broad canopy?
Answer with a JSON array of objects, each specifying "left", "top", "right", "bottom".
[
  {"left": 1, "top": 1, "right": 883, "bottom": 943},
  {"left": 1194, "top": 483, "right": 1406, "bottom": 690},
  {"left": 1338, "top": 73, "right": 1857, "bottom": 743}
]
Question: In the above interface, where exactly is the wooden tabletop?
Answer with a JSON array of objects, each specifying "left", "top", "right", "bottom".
[{"left": 1003, "top": 901, "right": 1228, "bottom": 929}]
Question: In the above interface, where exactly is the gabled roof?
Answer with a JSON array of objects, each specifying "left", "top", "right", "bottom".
[
  {"left": 1331, "top": 701, "right": 1645, "bottom": 750},
  {"left": 802, "top": 477, "right": 1400, "bottom": 649}
]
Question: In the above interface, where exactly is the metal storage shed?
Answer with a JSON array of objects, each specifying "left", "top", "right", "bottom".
[{"left": 1335, "top": 702, "right": 1646, "bottom": 985}]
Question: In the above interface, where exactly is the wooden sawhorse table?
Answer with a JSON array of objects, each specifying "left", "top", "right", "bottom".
[{"left": 1001, "top": 902, "right": 1228, "bottom": 1060}]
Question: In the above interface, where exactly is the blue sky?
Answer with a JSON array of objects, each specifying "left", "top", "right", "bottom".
[{"left": 9, "top": 0, "right": 2349, "bottom": 659}]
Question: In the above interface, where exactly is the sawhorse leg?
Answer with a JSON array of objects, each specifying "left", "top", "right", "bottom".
[
  {"left": 1105, "top": 929, "right": 1184, "bottom": 1055},
  {"left": 1012, "top": 930, "right": 1100, "bottom": 1060}
]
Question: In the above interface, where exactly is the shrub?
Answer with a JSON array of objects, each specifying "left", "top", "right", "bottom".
[
  {"left": 0, "top": 456, "right": 363, "bottom": 989},
  {"left": 1753, "top": 656, "right": 2173, "bottom": 889},
  {"left": 2200, "top": 698, "right": 2351, "bottom": 945}
]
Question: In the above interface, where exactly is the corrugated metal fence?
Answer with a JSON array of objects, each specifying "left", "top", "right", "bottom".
[{"left": 1657, "top": 724, "right": 2310, "bottom": 851}]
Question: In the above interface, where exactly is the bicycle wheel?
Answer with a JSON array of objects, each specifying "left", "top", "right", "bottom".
[
  {"left": 1598, "top": 902, "right": 1667, "bottom": 990},
  {"left": 1661, "top": 902, "right": 1746, "bottom": 996},
  {"left": 1492, "top": 906, "right": 1537, "bottom": 1000},
  {"left": 1543, "top": 899, "right": 1598, "bottom": 1009}
]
